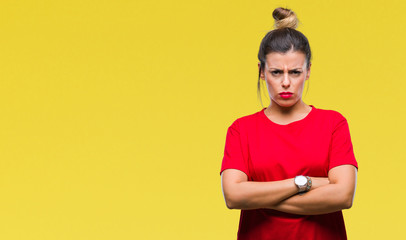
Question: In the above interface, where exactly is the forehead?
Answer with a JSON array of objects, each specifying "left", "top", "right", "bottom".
[{"left": 265, "top": 50, "right": 306, "bottom": 68}]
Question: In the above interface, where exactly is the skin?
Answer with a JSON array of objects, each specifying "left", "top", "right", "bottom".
[{"left": 221, "top": 50, "right": 358, "bottom": 214}]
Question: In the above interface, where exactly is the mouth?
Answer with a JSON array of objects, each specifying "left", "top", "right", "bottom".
[{"left": 279, "top": 92, "right": 293, "bottom": 99}]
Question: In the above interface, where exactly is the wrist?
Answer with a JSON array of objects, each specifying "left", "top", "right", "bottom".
[{"left": 310, "top": 177, "right": 330, "bottom": 190}]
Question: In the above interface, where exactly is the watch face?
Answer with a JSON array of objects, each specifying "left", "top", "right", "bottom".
[{"left": 295, "top": 176, "right": 307, "bottom": 186}]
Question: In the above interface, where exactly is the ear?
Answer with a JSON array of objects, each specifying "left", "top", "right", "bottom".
[
  {"left": 305, "top": 62, "right": 311, "bottom": 80},
  {"left": 258, "top": 62, "right": 265, "bottom": 80}
]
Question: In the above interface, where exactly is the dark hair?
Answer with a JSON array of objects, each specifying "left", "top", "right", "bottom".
[{"left": 257, "top": 8, "right": 312, "bottom": 107}]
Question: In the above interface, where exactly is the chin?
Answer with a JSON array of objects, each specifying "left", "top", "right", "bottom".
[
  {"left": 278, "top": 103, "right": 294, "bottom": 108},
  {"left": 275, "top": 99, "right": 299, "bottom": 108}
]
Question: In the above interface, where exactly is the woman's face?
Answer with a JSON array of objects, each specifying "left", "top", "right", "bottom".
[{"left": 259, "top": 50, "right": 311, "bottom": 108}]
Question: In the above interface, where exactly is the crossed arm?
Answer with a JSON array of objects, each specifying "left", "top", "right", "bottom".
[{"left": 221, "top": 165, "right": 357, "bottom": 215}]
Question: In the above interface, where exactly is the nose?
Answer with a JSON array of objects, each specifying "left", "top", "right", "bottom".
[{"left": 281, "top": 72, "right": 291, "bottom": 88}]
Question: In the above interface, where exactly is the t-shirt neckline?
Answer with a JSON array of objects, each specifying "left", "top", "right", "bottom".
[{"left": 261, "top": 105, "right": 316, "bottom": 127}]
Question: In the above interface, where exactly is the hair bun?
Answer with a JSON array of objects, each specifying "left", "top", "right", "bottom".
[{"left": 272, "top": 7, "right": 298, "bottom": 29}]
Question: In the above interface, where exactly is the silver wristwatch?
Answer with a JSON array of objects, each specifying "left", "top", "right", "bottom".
[{"left": 294, "top": 175, "right": 312, "bottom": 193}]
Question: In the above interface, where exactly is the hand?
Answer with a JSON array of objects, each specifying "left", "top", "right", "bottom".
[{"left": 310, "top": 177, "right": 329, "bottom": 190}]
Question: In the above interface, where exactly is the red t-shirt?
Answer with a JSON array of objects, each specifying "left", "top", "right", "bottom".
[{"left": 220, "top": 105, "right": 358, "bottom": 240}]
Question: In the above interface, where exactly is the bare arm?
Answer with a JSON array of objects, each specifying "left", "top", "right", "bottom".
[
  {"left": 221, "top": 169, "right": 329, "bottom": 210},
  {"left": 271, "top": 165, "right": 358, "bottom": 215}
]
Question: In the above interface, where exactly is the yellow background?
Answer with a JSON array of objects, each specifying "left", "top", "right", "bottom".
[{"left": 0, "top": 0, "right": 404, "bottom": 239}]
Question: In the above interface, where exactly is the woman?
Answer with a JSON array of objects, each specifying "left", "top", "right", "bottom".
[{"left": 220, "top": 7, "right": 358, "bottom": 240}]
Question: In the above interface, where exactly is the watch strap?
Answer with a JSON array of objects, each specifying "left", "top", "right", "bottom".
[{"left": 305, "top": 176, "right": 312, "bottom": 191}]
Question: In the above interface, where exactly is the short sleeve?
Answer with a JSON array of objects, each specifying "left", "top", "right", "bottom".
[
  {"left": 328, "top": 115, "right": 358, "bottom": 170},
  {"left": 220, "top": 120, "right": 249, "bottom": 177}
]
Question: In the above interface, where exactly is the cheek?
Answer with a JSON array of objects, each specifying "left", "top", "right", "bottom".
[
  {"left": 265, "top": 80, "right": 277, "bottom": 92},
  {"left": 296, "top": 79, "right": 306, "bottom": 93}
]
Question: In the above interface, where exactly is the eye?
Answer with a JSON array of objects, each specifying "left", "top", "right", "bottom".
[
  {"left": 270, "top": 70, "right": 282, "bottom": 76},
  {"left": 290, "top": 70, "right": 302, "bottom": 76}
]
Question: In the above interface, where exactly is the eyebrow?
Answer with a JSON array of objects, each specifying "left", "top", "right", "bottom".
[{"left": 268, "top": 68, "right": 303, "bottom": 71}]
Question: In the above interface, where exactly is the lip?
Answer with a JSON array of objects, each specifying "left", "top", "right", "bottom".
[{"left": 279, "top": 92, "right": 293, "bottom": 99}]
